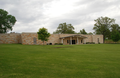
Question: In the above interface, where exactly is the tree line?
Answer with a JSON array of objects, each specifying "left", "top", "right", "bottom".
[
  {"left": 93, "top": 17, "right": 120, "bottom": 43},
  {"left": 0, "top": 9, "right": 120, "bottom": 43},
  {"left": 53, "top": 17, "right": 120, "bottom": 43}
]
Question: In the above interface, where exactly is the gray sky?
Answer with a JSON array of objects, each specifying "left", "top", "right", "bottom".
[{"left": 0, "top": 0, "right": 120, "bottom": 33}]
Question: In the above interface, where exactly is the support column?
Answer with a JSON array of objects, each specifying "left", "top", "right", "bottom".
[
  {"left": 61, "top": 38, "right": 63, "bottom": 44},
  {"left": 70, "top": 37, "right": 72, "bottom": 45},
  {"left": 83, "top": 39, "right": 86, "bottom": 44},
  {"left": 84, "top": 39, "right": 86, "bottom": 44},
  {"left": 77, "top": 37, "right": 78, "bottom": 44},
  {"left": 83, "top": 39, "right": 84, "bottom": 44}
]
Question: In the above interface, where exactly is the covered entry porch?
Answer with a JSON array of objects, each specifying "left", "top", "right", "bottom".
[{"left": 60, "top": 35, "right": 87, "bottom": 45}]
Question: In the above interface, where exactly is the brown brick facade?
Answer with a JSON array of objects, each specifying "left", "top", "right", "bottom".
[
  {"left": 0, "top": 33, "right": 21, "bottom": 44},
  {"left": 0, "top": 33, "right": 103, "bottom": 45}
]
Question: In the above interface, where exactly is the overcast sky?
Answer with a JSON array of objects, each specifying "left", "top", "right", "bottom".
[{"left": 0, "top": 0, "right": 120, "bottom": 33}]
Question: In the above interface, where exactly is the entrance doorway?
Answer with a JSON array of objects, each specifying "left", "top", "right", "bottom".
[{"left": 72, "top": 40, "right": 75, "bottom": 44}]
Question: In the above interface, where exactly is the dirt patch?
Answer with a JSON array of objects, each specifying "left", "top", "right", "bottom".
[
  {"left": 54, "top": 47, "right": 63, "bottom": 48},
  {"left": 54, "top": 46, "right": 73, "bottom": 48}
]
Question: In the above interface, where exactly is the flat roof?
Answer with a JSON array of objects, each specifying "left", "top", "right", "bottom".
[{"left": 60, "top": 34, "right": 87, "bottom": 39}]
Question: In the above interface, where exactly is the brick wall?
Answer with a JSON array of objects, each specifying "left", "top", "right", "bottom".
[
  {"left": 21, "top": 33, "right": 103, "bottom": 45},
  {"left": 21, "top": 33, "right": 60, "bottom": 45},
  {"left": 0, "top": 33, "right": 21, "bottom": 44},
  {"left": 83, "top": 35, "right": 103, "bottom": 44},
  {"left": 0, "top": 33, "right": 103, "bottom": 45}
]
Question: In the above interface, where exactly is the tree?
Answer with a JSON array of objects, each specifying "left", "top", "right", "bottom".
[
  {"left": 111, "top": 24, "right": 120, "bottom": 33},
  {"left": 0, "top": 9, "right": 17, "bottom": 33},
  {"left": 111, "top": 30, "right": 120, "bottom": 43},
  {"left": 93, "top": 16, "right": 115, "bottom": 43},
  {"left": 37, "top": 27, "right": 50, "bottom": 45},
  {"left": 80, "top": 29, "right": 87, "bottom": 34},
  {"left": 88, "top": 32, "right": 93, "bottom": 35},
  {"left": 53, "top": 23, "right": 75, "bottom": 34}
]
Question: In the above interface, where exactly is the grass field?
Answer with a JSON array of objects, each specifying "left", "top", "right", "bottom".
[{"left": 0, "top": 44, "right": 120, "bottom": 78}]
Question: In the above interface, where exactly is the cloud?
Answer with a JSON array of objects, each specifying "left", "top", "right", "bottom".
[{"left": 0, "top": 0, "right": 120, "bottom": 34}]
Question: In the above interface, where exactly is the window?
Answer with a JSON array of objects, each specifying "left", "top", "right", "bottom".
[{"left": 67, "top": 40, "right": 70, "bottom": 43}]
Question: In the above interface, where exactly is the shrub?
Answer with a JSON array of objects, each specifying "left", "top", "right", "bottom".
[
  {"left": 91, "top": 42, "right": 95, "bottom": 44},
  {"left": 59, "top": 43, "right": 63, "bottom": 45},
  {"left": 54, "top": 43, "right": 58, "bottom": 45},
  {"left": 54, "top": 43, "right": 63, "bottom": 45},
  {"left": 86, "top": 42, "right": 90, "bottom": 44},
  {"left": 47, "top": 43, "right": 52, "bottom": 45},
  {"left": 86, "top": 42, "right": 95, "bottom": 44}
]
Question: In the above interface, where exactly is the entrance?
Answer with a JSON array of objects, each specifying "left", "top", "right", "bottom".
[{"left": 72, "top": 40, "right": 75, "bottom": 44}]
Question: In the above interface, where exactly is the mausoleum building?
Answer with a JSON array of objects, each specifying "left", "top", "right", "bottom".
[{"left": 0, "top": 32, "right": 103, "bottom": 45}]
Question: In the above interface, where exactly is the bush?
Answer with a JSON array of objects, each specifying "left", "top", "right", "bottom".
[
  {"left": 59, "top": 43, "right": 63, "bottom": 45},
  {"left": 54, "top": 43, "right": 63, "bottom": 45},
  {"left": 47, "top": 43, "right": 52, "bottom": 45},
  {"left": 86, "top": 42, "right": 95, "bottom": 44},
  {"left": 54, "top": 43, "right": 58, "bottom": 45},
  {"left": 86, "top": 42, "right": 90, "bottom": 44},
  {"left": 91, "top": 42, "right": 95, "bottom": 44}
]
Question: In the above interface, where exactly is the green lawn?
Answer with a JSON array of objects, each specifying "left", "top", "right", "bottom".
[{"left": 0, "top": 44, "right": 120, "bottom": 78}]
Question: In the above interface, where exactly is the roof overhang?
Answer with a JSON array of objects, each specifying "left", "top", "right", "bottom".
[{"left": 60, "top": 34, "right": 87, "bottom": 39}]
